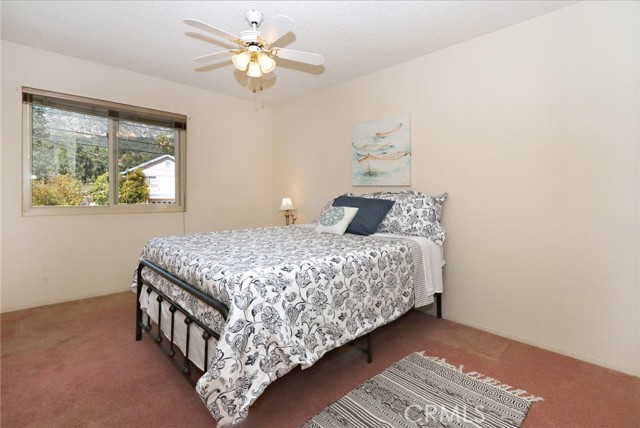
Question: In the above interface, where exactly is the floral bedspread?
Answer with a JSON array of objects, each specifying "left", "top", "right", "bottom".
[{"left": 135, "top": 226, "right": 416, "bottom": 426}]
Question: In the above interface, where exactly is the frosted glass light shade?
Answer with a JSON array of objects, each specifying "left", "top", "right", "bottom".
[
  {"left": 232, "top": 51, "right": 251, "bottom": 71},
  {"left": 258, "top": 53, "right": 276, "bottom": 74},
  {"left": 247, "top": 60, "right": 263, "bottom": 78}
]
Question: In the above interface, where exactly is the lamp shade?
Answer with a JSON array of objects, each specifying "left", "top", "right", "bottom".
[
  {"left": 231, "top": 51, "right": 251, "bottom": 71},
  {"left": 279, "top": 197, "right": 295, "bottom": 211}
]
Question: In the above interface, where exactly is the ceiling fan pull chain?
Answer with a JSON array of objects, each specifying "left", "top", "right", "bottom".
[{"left": 251, "top": 77, "right": 264, "bottom": 93}]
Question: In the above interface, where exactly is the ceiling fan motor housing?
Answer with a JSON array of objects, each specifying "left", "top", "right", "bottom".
[{"left": 240, "top": 30, "right": 261, "bottom": 45}]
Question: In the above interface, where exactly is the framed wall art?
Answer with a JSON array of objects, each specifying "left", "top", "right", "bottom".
[{"left": 352, "top": 113, "right": 411, "bottom": 186}]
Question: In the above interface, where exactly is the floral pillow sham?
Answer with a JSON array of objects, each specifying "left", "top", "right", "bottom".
[{"left": 361, "top": 190, "right": 448, "bottom": 244}]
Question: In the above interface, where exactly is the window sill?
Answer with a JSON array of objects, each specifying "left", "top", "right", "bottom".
[{"left": 22, "top": 203, "right": 185, "bottom": 216}]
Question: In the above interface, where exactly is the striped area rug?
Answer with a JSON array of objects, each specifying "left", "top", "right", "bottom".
[{"left": 302, "top": 352, "right": 543, "bottom": 428}]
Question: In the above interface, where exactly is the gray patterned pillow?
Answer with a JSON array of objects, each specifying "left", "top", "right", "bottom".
[{"left": 361, "top": 190, "right": 448, "bottom": 244}]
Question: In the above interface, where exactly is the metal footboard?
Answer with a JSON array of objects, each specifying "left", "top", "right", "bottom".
[
  {"left": 135, "top": 259, "right": 440, "bottom": 382},
  {"left": 135, "top": 259, "right": 229, "bottom": 385}
]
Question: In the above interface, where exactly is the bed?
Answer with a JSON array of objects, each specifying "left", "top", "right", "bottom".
[{"left": 133, "top": 190, "right": 447, "bottom": 426}]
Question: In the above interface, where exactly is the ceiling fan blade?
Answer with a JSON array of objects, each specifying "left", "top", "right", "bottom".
[
  {"left": 261, "top": 15, "right": 295, "bottom": 45},
  {"left": 183, "top": 18, "right": 240, "bottom": 44},
  {"left": 186, "top": 32, "right": 237, "bottom": 49},
  {"left": 271, "top": 48, "right": 324, "bottom": 66},
  {"left": 193, "top": 50, "right": 235, "bottom": 63}
]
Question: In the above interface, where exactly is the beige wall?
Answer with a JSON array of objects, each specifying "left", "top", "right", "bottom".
[
  {"left": 1, "top": 41, "right": 273, "bottom": 312},
  {"left": 273, "top": 1, "right": 639, "bottom": 375}
]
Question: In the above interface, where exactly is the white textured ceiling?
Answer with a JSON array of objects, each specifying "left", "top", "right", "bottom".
[{"left": 1, "top": 1, "right": 579, "bottom": 105}]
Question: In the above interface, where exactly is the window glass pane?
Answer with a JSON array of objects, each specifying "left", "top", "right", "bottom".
[
  {"left": 117, "top": 121, "right": 176, "bottom": 205},
  {"left": 31, "top": 105, "right": 109, "bottom": 206}
]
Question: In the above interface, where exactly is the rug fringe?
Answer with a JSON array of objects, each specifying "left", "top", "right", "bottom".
[
  {"left": 417, "top": 352, "right": 544, "bottom": 402},
  {"left": 421, "top": 354, "right": 462, "bottom": 372}
]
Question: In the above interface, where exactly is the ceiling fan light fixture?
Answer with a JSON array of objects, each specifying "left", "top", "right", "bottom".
[
  {"left": 185, "top": 10, "right": 325, "bottom": 93},
  {"left": 232, "top": 50, "right": 251, "bottom": 71},
  {"left": 257, "top": 52, "right": 276, "bottom": 74}
]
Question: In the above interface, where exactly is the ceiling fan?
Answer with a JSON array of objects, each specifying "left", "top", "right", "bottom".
[{"left": 184, "top": 10, "right": 325, "bottom": 92}]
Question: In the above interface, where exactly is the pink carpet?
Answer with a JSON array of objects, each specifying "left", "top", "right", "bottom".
[{"left": 1, "top": 292, "right": 638, "bottom": 427}]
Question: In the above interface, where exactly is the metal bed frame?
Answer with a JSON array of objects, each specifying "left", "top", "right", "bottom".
[{"left": 135, "top": 258, "right": 442, "bottom": 384}]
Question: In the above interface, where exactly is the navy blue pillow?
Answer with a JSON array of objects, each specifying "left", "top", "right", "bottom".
[{"left": 332, "top": 196, "right": 394, "bottom": 236}]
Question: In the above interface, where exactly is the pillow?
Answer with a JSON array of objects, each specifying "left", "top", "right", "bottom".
[
  {"left": 332, "top": 196, "right": 395, "bottom": 236},
  {"left": 315, "top": 206, "right": 359, "bottom": 235},
  {"left": 362, "top": 190, "right": 448, "bottom": 244},
  {"left": 313, "top": 193, "right": 355, "bottom": 224}
]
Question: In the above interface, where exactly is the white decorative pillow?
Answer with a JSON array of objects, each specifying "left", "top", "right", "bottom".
[
  {"left": 315, "top": 206, "right": 359, "bottom": 235},
  {"left": 313, "top": 193, "right": 355, "bottom": 224}
]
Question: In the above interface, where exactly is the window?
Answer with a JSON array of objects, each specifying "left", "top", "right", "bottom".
[{"left": 22, "top": 88, "right": 186, "bottom": 215}]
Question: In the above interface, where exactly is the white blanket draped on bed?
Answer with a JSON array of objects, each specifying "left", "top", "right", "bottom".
[
  {"left": 133, "top": 226, "right": 444, "bottom": 426},
  {"left": 385, "top": 233, "right": 444, "bottom": 306}
]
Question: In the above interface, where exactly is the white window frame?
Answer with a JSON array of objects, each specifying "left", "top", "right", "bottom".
[{"left": 22, "top": 87, "right": 187, "bottom": 216}]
